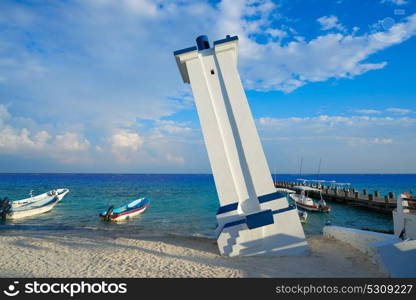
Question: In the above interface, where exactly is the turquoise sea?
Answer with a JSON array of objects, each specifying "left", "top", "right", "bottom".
[{"left": 1, "top": 173, "right": 415, "bottom": 237}]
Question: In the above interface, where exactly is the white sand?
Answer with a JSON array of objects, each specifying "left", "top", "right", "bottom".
[{"left": 0, "top": 230, "right": 386, "bottom": 278}]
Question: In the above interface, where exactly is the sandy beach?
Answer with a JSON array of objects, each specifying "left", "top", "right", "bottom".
[{"left": 0, "top": 229, "right": 385, "bottom": 278}]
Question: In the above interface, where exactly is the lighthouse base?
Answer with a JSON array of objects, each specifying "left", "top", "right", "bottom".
[{"left": 216, "top": 200, "right": 308, "bottom": 257}]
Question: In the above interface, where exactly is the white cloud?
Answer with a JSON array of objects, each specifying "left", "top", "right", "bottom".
[
  {"left": 214, "top": 2, "right": 416, "bottom": 92},
  {"left": 0, "top": 104, "right": 202, "bottom": 170},
  {"left": 166, "top": 153, "right": 185, "bottom": 164},
  {"left": 0, "top": 104, "right": 11, "bottom": 122},
  {"left": 355, "top": 108, "right": 412, "bottom": 115},
  {"left": 356, "top": 109, "right": 382, "bottom": 114},
  {"left": 258, "top": 113, "right": 415, "bottom": 173},
  {"left": 257, "top": 114, "right": 415, "bottom": 143},
  {"left": 54, "top": 132, "right": 90, "bottom": 152},
  {"left": 333, "top": 136, "right": 394, "bottom": 147},
  {"left": 2, "top": 0, "right": 416, "bottom": 104},
  {"left": 0, "top": 105, "right": 91, "bottom": 164},
  {"left": 155, "top": 120, "right": 193, "bottom": 135},
  {"left": 0, "top": 0, "right": 213, "bottom": 135},
  {"left": 215, "top": 0, "right": 276, "bottom": 59},
  {"left": 381, "top": 0, "right": 408, "bottom": 5},
  {"left": 109, "top": 129, "right": 144, "bottom": 162},
  {"left": 110, "top": 130, "right": 143, "bottom": 152},
  {"left": 372, "top": 137, "right": 393, "bottom": 144},
  {"left": 1, "top": 1, "right": 416, "bottom": 173},
  {"left": 122, "top": 0, "right": 159, "bottom": 16},
  {"left": 259, "top": 114, "right": 415, "bottom": 127},
  {"left": 352, "top": 26, "right": 360, "bottom": 34},
  {"left": 267, "top": 28, "right": 287, "bottom": 40},
  {"left": 385, "top": 107, "right": 412, "bottom": 114},
  {"left": 317, "top": 15, "right": 346, "bottom": 31},
  {"left": 2, "top": 1, "right": 416, "bottom": 104},
  {"left": 0, "top": 127, "right": 50, "bottom": 152}
]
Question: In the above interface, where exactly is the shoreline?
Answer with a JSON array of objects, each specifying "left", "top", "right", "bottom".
[{"left": 0, "top": 228, "right": 386, "bottom": 278}]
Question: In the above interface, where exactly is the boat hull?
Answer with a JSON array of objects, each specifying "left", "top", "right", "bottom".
[
  {"left": 99, "top": 198, "right": 150, "bottom": 222},
  {"left": 4, "top": 189, "right": 69, "bottom": 220},
  {"left": 105, "top": 204, "right": 148, "bottom": 222},
  {"left": 295, "top": 201, "right": 331, "bottom": 212},
  {"left": 289, "top": 194, "right": 331, "bottom": 212},
  {"left": 6, "top": 199, "right": 59, "bottom": 220}
]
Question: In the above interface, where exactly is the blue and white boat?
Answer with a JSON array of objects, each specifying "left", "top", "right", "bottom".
[
  {"left": 0, "top": 189, "right": 69, "bottom": 219},
  {"left": 100, "top": 197, "right": 150, "bottom": 222},
  {"left": 9, "top": 189, "right": 69, "bottom": 208}
]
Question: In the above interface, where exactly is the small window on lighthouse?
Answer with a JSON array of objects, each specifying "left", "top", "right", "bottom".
[{"left": 210, "top": 69, "right": 215, "bottom": 75}]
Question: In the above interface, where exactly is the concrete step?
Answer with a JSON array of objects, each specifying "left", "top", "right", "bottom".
[{"left": 217, "top": 223, "right": 246, "bottom": 256}]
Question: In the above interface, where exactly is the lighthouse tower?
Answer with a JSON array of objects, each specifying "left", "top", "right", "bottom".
[{"left": 174, "top": 35, "right": 307, "bottom": 256}]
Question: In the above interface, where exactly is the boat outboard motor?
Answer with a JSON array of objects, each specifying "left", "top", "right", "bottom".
[
  {"left": 318, "top": 199, "right": 326, "bottom": 212},
  {"left": 104, "top": 205, "right": 115, "bottom": 221},
  {"left": 399, "top": 228, "right": 406, "bottom": 240},
  {"left": 0, "top": 198, "right": 11, "bottom": 218}
]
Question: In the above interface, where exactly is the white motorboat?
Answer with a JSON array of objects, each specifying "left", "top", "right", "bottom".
[
  {"left": 7, "top": 189, "right": 69, "bottom": 208},
  {"left": 0, "top": 189, "right": 69, "bottom": 220},
  {"left": 275, "top": 188, "right": 308, "bottom": 222},
  {"left": 289, "top": 186, "right": 331, "bottom": 212}
]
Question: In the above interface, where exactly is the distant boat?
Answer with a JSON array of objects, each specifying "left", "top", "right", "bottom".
[
  {"left": 290, "top": 186, "right": 331, "bottom": 212},
  {"left": 99, "top": 197, "right": 150, "bottom": 222},
  {"left": 0, "top": 189, "right": 69, "bottom": 220}
]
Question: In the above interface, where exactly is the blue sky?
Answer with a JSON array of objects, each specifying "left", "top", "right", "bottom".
[{"left": 0, "top": 0, "right": 415, "bottom": 173}]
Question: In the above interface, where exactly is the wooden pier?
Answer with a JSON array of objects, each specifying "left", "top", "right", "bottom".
[{"left": 274, "top": 181, "right": 397, "bottom": 213}]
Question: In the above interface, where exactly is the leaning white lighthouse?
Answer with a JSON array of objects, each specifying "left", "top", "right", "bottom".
[{"left": 174, "top": 35, "right": 307, "bottom": 256}]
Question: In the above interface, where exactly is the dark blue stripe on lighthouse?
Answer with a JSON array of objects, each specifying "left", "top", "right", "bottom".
[
  {"left": 217, "top": 205, "right": 296, "bottom": 237},
  {"left": 173, "top": 46, "right": 197, "bottom": 56},
  {"left": 213, "top": 35, "right": 239, "bottom": 45},
  {"left": 216, "top": 192, "right": 286, "bottom": 215},
  {"left": 258, "top": 192, "right": 286, "bottom": 203},
  {"left": 216, "top": 202, "right": 238, "bottom": 215},
  {"left": 245, "top": 209, "right": 274, "bottom": 229}
]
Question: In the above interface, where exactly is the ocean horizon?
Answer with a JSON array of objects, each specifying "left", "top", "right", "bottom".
[{"left": 1, "top": 173, "right": 415, "bottom": 238}]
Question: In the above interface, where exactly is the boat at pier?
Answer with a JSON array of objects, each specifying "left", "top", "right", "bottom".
[
  {"left": 290, "top": 186, "right": 331, "bottom": 212},
  {"left": 275, "top": 188, "right": 309, "bottom": 222},
  {"left": 100, "top": 197, "right": 150, "bottom": 222}
]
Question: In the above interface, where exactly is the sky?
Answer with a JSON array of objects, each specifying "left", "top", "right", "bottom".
[{"left": 0, "top": 0, "right": 415, "bottom": 174}]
